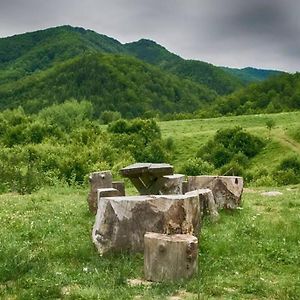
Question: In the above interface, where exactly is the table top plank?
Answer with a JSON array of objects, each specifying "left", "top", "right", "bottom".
[{"left": 120, "top": 163, "right": 173, "bottom": 177}]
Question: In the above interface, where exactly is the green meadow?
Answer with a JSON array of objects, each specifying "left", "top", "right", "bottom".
[
  {"left": 1, "top": 111, "right": 300, "bottom": 299},
  {"left": 1, "top": 185, "right": 299, "bottom": 299},
  {"left": 160, "top": 111, "right": 300, "bottom": 174}
]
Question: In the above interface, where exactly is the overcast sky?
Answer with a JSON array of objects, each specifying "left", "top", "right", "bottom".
[{"left": 0, "top": 0, "right": 299, "bottom": 72}]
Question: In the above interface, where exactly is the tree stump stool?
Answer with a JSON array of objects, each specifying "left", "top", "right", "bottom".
[
  {"left": 144, "top": 232, "right": 198, "bottom": 282},
  {"left": 187, "top": 176, "right": 244, "bottom": 209},
  {"left": 87, "top": 171, "right": 113, "bottom": 214},
  {"left": 112, "top": 181, "right": 126, "bottom": 196},
  {"left": 185, "top": 189, "right": 219, "bottom": 223},
  {"left": 92, "top": 194, "right": 200, "bottom": 255}
]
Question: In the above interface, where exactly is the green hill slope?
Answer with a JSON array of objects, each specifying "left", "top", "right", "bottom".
[
  {"left": 0, "top": 25, "right": 125, "bottom": 84},
  {"left": 124, "top": 39, "right": 244, "bottom": 95},
  {"left": 212, "top": 72, "right": 300, "bottom": 115},
  {"left": 222, "top": 67, "right": 284, "bottom": 84},
  {"left": 0, "top": 26, "right": 246, "bottom": 96},
  {"left": 0, "top": 25, "right": 294, "bottom": 118},
  {"left": 0, "top": 53, "right": 217, "bottom": 117}
]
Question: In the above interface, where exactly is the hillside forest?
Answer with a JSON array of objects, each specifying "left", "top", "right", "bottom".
[{"left": 0, "top": 25, "right": 299, "bottom": 193}]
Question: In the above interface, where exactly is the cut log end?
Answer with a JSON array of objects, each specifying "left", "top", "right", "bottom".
[{"left": 144, "top": 232, "right": 198, "bottom": 282}]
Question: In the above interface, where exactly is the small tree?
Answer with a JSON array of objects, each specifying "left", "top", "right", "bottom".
[
  {"left": 266, "top": 119, "right": 276, "bottom": 139},
  {"left": 100, "top": 110, "right": 121, "bottom": 124}
]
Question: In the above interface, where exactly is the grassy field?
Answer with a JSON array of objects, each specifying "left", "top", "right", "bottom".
[
  {"left": 159, "top": 111, "right": 300, "bottom": 173},
  {"left": 1, "top": 111, "right": 300, "bottom": 299},
  {"left": 0, "top": 184, "right": 299, "bottom": 299}
]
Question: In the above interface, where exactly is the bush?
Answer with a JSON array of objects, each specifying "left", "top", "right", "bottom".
[
  {"left": 198, "top": 127, "right": 265, "bottom": 168},
  {"left": 108, "top": 118, "right": 170, "bottom": 163},
  {"left": 273, "top": 155, "right": 300, "bottom": 185},
  {"left": 278, "top": 155, "right": 300, "bottom": 174},
  {"left": 180, "top": 158, "right": 214, "bottom": 176},
  {"left": 38, "top": 99, "right": 93, "bottom": 132},
  {"left": 219, "top": 161, "right": 245, "bottom": 177},
  {"left": 164, "top": 136, "right": 175, "bottom": 151},
  {"left": 273, "top": 170, "right": 299, "bottom": 186},
  {"left": 142, "top": 140, "right": 170, "bottom": 163},
  {"left": 100, "top": 110, "right": 121, "bottom": 124}
]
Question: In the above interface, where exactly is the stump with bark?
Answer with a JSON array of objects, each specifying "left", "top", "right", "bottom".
[
  {"left": 144, "top": 232, "right": 198, "bottom": 282},
  {"left": 87, "top": 171, "right": 113, "bottom": 214},
  {"left": 187, "top": 176, "right": 244, "bottom": 209},
  {"left": 185, "top": 189, "right": 219, "bottom": 223},
  {"left": 92, "top": 194, "right": 200, "bottom": 255}
]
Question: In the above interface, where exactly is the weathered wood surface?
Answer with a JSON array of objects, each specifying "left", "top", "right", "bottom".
[
  {"left": 120, "top": 163, "right": 174, "bottom": 195},
  {"left": 182, "top": 180, "right": 188, "bottom": 194},
  {"left": 87, "top": 171, "right": 113, "bottom": 214},
  {"left": 92, "top": 194, "right": 200, "bottom": 255},
  {"left": 120, "top": 163, "right": 173, "bottom": 177},
  {"left": 154, "top": 174, "right": 185, "bottom": 195},
  {"left": 97, "top": 188, "right": 120, "bottom": 200},
  {"left": 187, "top": 176, "right": 244, "bottom": 209},
  {"left": 112, "top": 181, "right": 126, "bottom": 196},
  {"left": 144, "top": 232, "right": 198, "bottom": 282},
  {"left": 185, "top": 189, "right": 219, "bottom": 222}
]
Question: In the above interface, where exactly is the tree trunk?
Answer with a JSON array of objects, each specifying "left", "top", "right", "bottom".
[
  {"left": 187, "top": 176, "right": 244, "bottom": 209},
  {"left": 185, "top": 189, "right": 219, "bottom": 222},
  {"left": 92, "top": 194, "right": 200, "bottom": 255},
  {"left": 144, "top": 232, "right": 198, "bottom": 282},
  {"left": 87, "top": 171, "right": 113, "bottom": 214}
]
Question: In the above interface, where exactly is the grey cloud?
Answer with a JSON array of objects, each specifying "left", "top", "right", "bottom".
[{"left": 0, "top": 0, "right": 299, "bottom": 72}]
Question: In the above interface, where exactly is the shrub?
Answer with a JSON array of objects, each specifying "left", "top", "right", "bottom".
[
  {"left": 180, "top": 158, "right": 214, "bottom": 176},
  {"left": 141, "top": 140, "right": 170, "bottom": 163},
  {"left": 273, "top": 170, "right": 299, "bottom": 186},
  {"left": 198, "top": 127, "right": 265, "bottom": 168},
  {"left": 219, "top": 161, "right": 245, "bottom": 177},
  {"left": 108, "top": 118, "right": 170, "bottom": 163},
  {"left": 164, "top": 136, "right": 175, "bottom": 151},
  {"left": 278, "top": 155, "right": 300, "bottom": 174},
  {"left": 108, "top": 118, "right": 161, "bottom": 142},
  {"left": 38, "top": 99, "right": 93, "bottom": 132},
  {"left": 100, "top": 110, "right": 121, "bottom": 124},
  {"left": 273, "top": 155, "right": 300, "bottom": 185}
]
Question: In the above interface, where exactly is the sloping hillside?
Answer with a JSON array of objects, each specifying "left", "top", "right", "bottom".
[
  {"left": 222, "top": 67, "right": 284, "bottom": 84},
  {"left": 0, "top": 53, "right": 217, "bottom": 117},
  {"left": 212, "top": 72, "right": 300, "bottom": 115},
  {"left": 0, "top": 25, "right": 125, "bottom": 84},
  {"left": 0, "top": 25, "right": 293, "bottom": 118},
  {"left": 125, "top": 39, "right": 244, "bottom": 95}
]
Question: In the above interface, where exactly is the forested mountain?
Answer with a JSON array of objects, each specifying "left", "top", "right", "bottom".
[
  {"left": 0, "top": 25, "right": 245, "bottom": 95},
  {"left": 0, "top": 53, "right": 216, "bottom": 117},
  {"left": 0, "top": 25, "right": 296, "bottom": 118},
  {"left": 124, "top": 39, "right": 244, "bottom": 95},
  {"left": 211, "top": 72, "right": 300, "bottom": 116},
  {"left": 222, "top": 67, "right": 284, "bottom": 84},
  {"left": 0, "top": 25, "right": 125, "bottom": 84}
]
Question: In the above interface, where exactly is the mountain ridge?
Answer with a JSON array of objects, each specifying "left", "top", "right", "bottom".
[
  {"left": 0, "top": 25, "right": 295, "bottom": 118},
  {"left": 0, "top": 25, "right": 284, "bottom": 90}
]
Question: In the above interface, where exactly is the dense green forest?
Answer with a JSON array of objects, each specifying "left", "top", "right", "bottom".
[
  {"left": 0, "top": 25, "right": 293, "bottom": 119},
  {"left": 0, "top": 53, "right": 216, "bottom": 117},
  {"left": 0, "top": 25, "right": 125, "bottom": 84},
  {"left": 1, "top": 101, "right": 299, "bottom": 194},
  {"left": 124, "top": 39, "right": 243, "bottom": 94},
  {"left": 0, "top": 101, "right": 175, "bottom": 193},
  {"left": 222, "top": 67, "right": 284, "bottom": 84},
  {"left": 210, "top": 72, "right": 300, "bottom": 116}
]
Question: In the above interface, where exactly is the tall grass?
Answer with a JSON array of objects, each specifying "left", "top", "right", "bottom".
[{"left": 0, "top": 184, "right": 299, "bottom": 299}]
